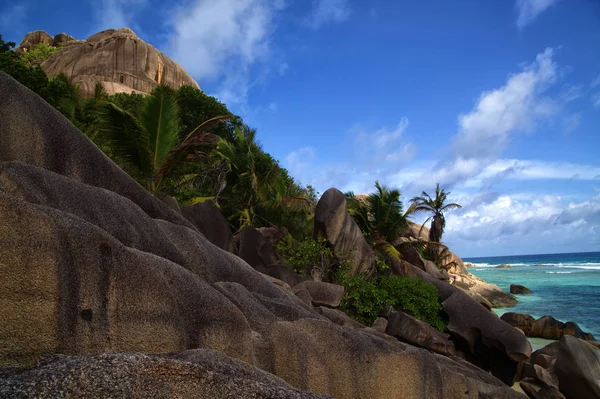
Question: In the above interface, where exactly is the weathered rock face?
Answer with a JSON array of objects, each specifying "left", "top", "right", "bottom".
[
  {"left": 32, "top": 28, "right": 199, "bottom": 97},
  {"left": 0, "top": 350, "right": 328, "bottom": 398},
  {"left": 501, "top": 312, "right": 536, "bottom": 336},
  {"left": 182, "top": 200, "right": 234, "bottom": 253},
  {"left": 517, "top": 336, "right": 600, "bottom": 399},
  {"left": 294, "top": 281, "right": 344, "bottom": 308},
  {"left": 501, "top": 314, "right": 596, "bottom": 341},
  {"left": 510, "top": 284, "right": 532, "bottom": 294},
  {"left": 314, "top": 188, "right": 375, "bottom": 274},
  {"left": 234, "top": 226, "right": 279, "bottom": 274},
  {"left": 0, "top": 72, "right": 529, "bottom": 398},
  {"left": 385, "top": 311, "right": 455, "bottom": 356},
  {"left": 443, "top": 292, "right": 532, "bottom": 385},
  {"left": 15, "top": 30, "right": 54, "bottom": 53}
]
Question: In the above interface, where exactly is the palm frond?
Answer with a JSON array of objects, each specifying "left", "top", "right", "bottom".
[
  {"left": 98, "top": 102, "right": 150, "bottom": 174},
  {"left": 141, "top": 85, "right": 181, "bottom": 173}
]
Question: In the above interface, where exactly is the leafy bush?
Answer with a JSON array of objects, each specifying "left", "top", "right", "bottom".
[
  {"left": 339, "top": 274, "right": 447, "bottom": 331},
  {"left": 276, "top": 237, "right": 336, "bottom": 276},
  {"left": 19, "top": 42, "right": 59, "bottom": 67}
]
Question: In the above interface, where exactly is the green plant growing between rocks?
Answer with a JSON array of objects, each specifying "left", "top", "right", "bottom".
[
  {"left": 339, "top": 273, "right": 447, "bottom": 331},
  {"left": 276, "top": 237, "right": 340, "bottom": 279}
]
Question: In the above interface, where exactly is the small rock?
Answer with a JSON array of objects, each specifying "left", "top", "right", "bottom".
[{"left": 510, "top": 284, "right": 532, "bottom": 295}]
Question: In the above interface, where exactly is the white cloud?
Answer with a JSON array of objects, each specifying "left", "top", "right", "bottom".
[
  {"left": 561, "top": 84, "right": 583, "bottom": 102},
  {"left": 285, "top": 146, "right": 316, "bottom": 176},
  {"left": 167, "top": 0, "right": 281, "bottom": 106},
  {"left": 444, "top": 193, "right": 600, "bottom": 256},
  {"left": 93, "top": 0, "right": 146, "bottom": 33},
  {"left": 268, "top": 102, "right": 278, "bottom": 111},
  {"left": 591, "top": 74, "right": 600, "bottom": 88},
  {"left": 0, "top": 4, "right": 27, "bottom": 34},
  {"left": 515, "top": 0, "right": 559, "bottom": 29},
  {"left": 453, "top": 48, "right": 557, "bottom": 160},
  {"left": 304, "top": 0, "right": 351, "bottom": 29},
  {"left": 353, "top": 118, "right": 414, "bottom": 158}
]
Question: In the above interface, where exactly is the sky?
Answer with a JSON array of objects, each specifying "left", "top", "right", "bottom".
[{"left": 1, "top": 0, "right": 600, "bottom": 257}]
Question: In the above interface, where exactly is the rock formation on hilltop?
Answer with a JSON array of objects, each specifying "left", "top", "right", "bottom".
[
  {"left": 16, "top": 28, "right": 199, "bottom": 97},
  {"left": 0, "top": 72, "right": 527, "bottom": 398}
]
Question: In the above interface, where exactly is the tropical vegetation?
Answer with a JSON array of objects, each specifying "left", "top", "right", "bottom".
[
  {"left": 0, "top": 32, "right": 458, "bottom": 333},
  {"left": 409, "top": 183, "right": 462, "bottom": 243}
]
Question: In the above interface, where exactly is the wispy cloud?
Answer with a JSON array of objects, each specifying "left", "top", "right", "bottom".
[
  {"left": 92, "top": 0, "right": 146, "bottom": 33},
  {"left": 352, "top": 118, "right": 415, "bottom": 165},
  {"left": 515, "top": 0, "right": 559, "bottom": 29},
  {"left": 167, "top": 0, "right": 283, "bottom": 106},
  {"left": 278, "top": 62, "right": 289, "bottom": 76},
  {"left": 304, "top": 0, "right": 351, "bottom": 29}
]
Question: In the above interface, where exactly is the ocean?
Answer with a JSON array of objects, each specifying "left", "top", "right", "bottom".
[{"left": 463, "top": 251, "right": 600, "bottom": 346}]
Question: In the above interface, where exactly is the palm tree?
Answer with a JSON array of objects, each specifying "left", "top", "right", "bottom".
[
  {"left": 99, "top": 85, "right": 230, "bottom": 195},
  {"left": 213, "top": 126, "right": 280, "bottom": 229},
  {"left": 408, "top": 183, "right": 461, "bottom": 243},
  {"left": 346, "top": 182, "right": 410, "bottom": 268}
]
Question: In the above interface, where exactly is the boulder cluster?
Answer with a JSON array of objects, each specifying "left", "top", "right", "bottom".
[
  {"left": 501, "top": 313, "right": 595, "bottom": 341},
  {"left": 0, "top": 72, "right": 598, "bottom": 398}
]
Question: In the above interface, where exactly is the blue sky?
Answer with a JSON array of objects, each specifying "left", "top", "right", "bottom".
[{"left": 2, "top": 0, "right": 600, "bottom": 257}]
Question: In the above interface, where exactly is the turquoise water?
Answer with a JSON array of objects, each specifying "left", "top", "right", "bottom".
[{"left": 464, "top": 252, "right": 600, "bottom": 340}]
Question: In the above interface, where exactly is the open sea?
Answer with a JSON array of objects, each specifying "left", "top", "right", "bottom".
[{"left": 463, "top": 252, "right": 600, "bottom": 346}]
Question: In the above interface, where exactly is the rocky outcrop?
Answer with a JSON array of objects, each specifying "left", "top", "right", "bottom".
[
  {"left": 511, "top": 284, "right": 532, "bottom": 294},
  {"left": 496, "top": 264, "right": 513, "bottom": 268},
  {"left": 234, "top": 225, "right": 279, "bottom": 273},
  {"left": 443, "top": 292, "right": 532, "bottom": 384},
  {"left": 0, "top": 72, "right": 528, "bottom": 398},
  {"left": 182, "top": 200, "right": 234, "bottom": 253},
  {"left": 294, "top": 281, "right": 344, "bottom": 308},
  {"left": 501, "top": 313, "right": 536, "bottom": 336},
  {"left": 314, "top": 188, "right": 375, "bottom": 274},
  {"left": 517, "top": 336, "right": 600, "bottom": 399},
  {"left": 503, "top": 313, "right": 595, "bottom": 341},
  {"left": 0, "top": 351, "right": 327, "bottom": 398},
  {"left": 385, "top": 311, "right": 455, "bottom": 356},
  {"left": 24, "top": 28, "right": 199, "bottom": 97},
  {"left": 15, "top": 30, "right": 54, "bottom": 53}
]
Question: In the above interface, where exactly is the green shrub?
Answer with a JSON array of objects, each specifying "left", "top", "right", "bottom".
[
  {"left": 339, "top": 274, "right": 447, "bottom": 331},
  {"left": 19, "top": 42, "right": 59, "bottom": 67},
  {"left": 276, "top": 237, "right": 336, "bottom": 276}
]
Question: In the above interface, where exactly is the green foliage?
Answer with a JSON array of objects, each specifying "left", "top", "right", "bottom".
[
  {"left": 346, "top": 181, "right": 410, "bottom": 266},
  {"left": 276, "top": 237, "right": 336, "bottom": 276},
  {"left": 176, "top": 85, "right": 237, "bottom": 141},
  {"left": 409, "top": 183, "right": 462, "bottom": 243},
  {"left": 19, "top": 43, "right": 58, "bottom": 67},
  {"left": 0, "top": 34, "right": 15, "bottom": 53},
  {"left": 339, "top": 274, "right": 447, "bottom": 331}
]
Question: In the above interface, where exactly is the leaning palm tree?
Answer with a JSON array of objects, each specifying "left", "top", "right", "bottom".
[
  {"left": 346, "top": 181, "right": 410, "bottom": 267},
  {"left": 408, "top": 183, "right": 461, "bottom": 243},
  {"left": 99, "top": 85, "right": 230, "bottom": 195}
]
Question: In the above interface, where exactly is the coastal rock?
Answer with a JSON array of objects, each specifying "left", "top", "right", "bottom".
[
  {"left": 161, "top": 195, "right": 182, "bottom": 215},
  {"left": 554, "top": 335, "right": 600, "bottom": 399},
  {"left": 315, "top": 307, "right": 364, "bottom": 329},
  {"left": 468, "top": 279, "right": 518, "bottom": 307},
  {"left": 265, "top": 264, "right": 309, "bottom": 288},
  {"left": 501, "top": 313, "right": 536, "bottom": 335},
  {"left": 385, "top": 311, "right": 455, "bottom": 356},
  {"left": 397, "top": 243, "right": 427, "bottom": 270},
  {"left": 510, "top": 284, "right": 532, "bottom": 294},
  {"left": 442, "top": 292, "right": 532, "bottom": 384},
  {"left": 502, "top": 313, "right": 595, "bottom": 341},
  {"left": 0, "top": 72, "right": 528, "bottom": 398},
  {"left": 372, "top": 317, "right": 388, "bottom": 333},
  {"left": 496, "top": 264, "right": 513, "bottom": 268},
  {"left": 182, "top": 200, "right": 234, "bottom": 253},
  {"left": 0, "top": 351, "right": 328, "bottom": 399},
  {"left": 294, "top": 281, "right": 344, "bottom": 308},
  {"left": 37, "top": 28, "right": 199, "bottom": 97},
  {"left": 234, "top": 225, "right": 278, "bottom": 273},
  {"left": 314, "top": 188, "right": 375, "bottom": 274},
  {"left": 531, "top": 316, "right": 565, "bottom": 340}
]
